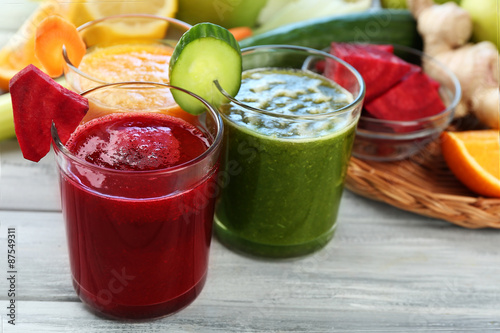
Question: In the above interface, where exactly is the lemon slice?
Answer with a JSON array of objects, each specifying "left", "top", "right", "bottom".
[{"left": 68, "top": 0, "right": 178, "bottom": 45}]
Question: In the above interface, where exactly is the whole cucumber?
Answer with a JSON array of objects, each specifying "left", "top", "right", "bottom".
[{"left": 240, "top": 9, "right": 422, "bottom": 50}]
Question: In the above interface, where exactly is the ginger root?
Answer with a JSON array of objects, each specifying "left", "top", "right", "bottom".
[{"left": 407, "top": 0, "right": 500, "bottom": 129}]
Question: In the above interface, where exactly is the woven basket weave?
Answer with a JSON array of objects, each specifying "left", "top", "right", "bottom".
[{"left": 345, "top": 138, "right": 500, "bottom": 229}]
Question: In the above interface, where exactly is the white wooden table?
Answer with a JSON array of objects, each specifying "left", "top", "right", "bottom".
[{"left": 2, "top": 2, "right": 500, "bottom": 332}]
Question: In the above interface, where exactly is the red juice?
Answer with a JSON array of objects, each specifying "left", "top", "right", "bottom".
[{"left": 57, "top": 112, "right": 218, "bottom": 319}]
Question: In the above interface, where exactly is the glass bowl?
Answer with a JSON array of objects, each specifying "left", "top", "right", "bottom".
[{"left": 339, "top": 44, "right": 461, "bottom": 161}]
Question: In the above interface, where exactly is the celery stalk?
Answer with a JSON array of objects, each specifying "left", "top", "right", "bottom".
[{"left": 0, "top": 92, "right": 15, "bottom": 142}]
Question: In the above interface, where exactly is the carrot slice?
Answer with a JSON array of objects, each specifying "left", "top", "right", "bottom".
[
  {"left": 228, "top": 26, "right": 253, "bottom": 41},
  {"left": 35, "top": 15, "right": 86, "bottom": 77}
]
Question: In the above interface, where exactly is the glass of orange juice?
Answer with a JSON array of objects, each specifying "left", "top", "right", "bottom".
[{"left": 63, "top": 14, "right": 191, "bottom": 93}]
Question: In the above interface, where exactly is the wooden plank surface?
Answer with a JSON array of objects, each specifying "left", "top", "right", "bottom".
[
  {"left": 2, "top": 1, "right": 500, "bottom": 332},
  {"left": 1, "top": 139, "right": 60, "bottom": 211}
]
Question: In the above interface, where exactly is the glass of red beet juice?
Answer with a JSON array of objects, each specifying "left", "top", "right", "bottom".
[{"left": 51, "top": 82, "right": 223, "bottom": 320}]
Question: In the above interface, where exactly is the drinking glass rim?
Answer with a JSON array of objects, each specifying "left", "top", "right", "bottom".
[
  {"left": 62, "top": 14, "right": 192, "bottom": 85},
  {"left": 52, "top": 82, "right": 223, "bottom": 175},
  {"left": 216, "top": 44, "right": 366, "bottom": 121}
]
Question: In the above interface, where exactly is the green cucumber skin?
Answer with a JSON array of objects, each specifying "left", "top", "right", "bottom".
[
  {"left": 240, "top": 9, "right": 422, "bottom": 51},
  {"left": 171, "top": 22, "right": 241, "bottom": 73},
  {"left": 169, "top": 22, "right": 242, "bottom": 115}
]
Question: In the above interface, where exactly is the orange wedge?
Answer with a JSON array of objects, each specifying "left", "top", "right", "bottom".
[
  {"left": 35, "top": 15, "right": 86, "bottom": 77},
  {"left": 441, "top": 130, "right": 500, "bottom": 197}
]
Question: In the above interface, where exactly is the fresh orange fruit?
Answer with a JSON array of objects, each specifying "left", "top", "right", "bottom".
[
  {"left": 441, "top": 130, "right": 500, "bottom": 197},
  {"left": 0, "top": 1, "right": 64, "bottom": 90},
  {"left": 35, "top": 15, "right": 86, "bottom": 77}
]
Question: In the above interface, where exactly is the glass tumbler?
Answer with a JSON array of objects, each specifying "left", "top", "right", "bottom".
[
  {"left": 214, "top": 45, "right": 365, "bottom": 258},
  {"left": 63, "top": 14, "right": 191, "bottom": 93},
  {"left": 52, "top": 82, "right": 223, "bottom": 319}
]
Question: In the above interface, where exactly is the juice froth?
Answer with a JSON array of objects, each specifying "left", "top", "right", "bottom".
[{"left": 67, "top": 112, "right": 209, "bottom": 171}]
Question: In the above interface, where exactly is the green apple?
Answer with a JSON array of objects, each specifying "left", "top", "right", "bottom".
[
  {"left": 380, "top": 0, "right": 460, "bottom": 9},
  {"left": 461, "top": 0, "right": 499, "bottom": 50},
  {"left": 176, "top": 0, "right": 268, "bottom": 29}
]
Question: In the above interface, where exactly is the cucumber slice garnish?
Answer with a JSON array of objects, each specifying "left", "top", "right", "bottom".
[{"left": 169, "top": 22, "right": 242, "bottom": 115}]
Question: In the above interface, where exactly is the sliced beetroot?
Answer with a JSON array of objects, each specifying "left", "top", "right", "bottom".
[
  {"left": 10, "top": 64, "right": 88, "bottom": 162},
  {"left": 326, "top": 43, "right": 413, "bottom": 102},
  {"left": 364, "top": 71, "right": 446, "bottom": 122}
]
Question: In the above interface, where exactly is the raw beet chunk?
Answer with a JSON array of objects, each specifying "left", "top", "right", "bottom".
[
  {"left": 364, "top": 71, "right": 446, "bottom": 121},
  {"left": 10, "top": 64, "right": 88, "bottom": 162},
  {"left": 326, "top": 42, "right": 414, "bottom": 102}
]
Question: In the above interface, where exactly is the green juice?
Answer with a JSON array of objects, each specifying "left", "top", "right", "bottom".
[{"left": 214, "top": 68, "right": 358, "bottom": 258}]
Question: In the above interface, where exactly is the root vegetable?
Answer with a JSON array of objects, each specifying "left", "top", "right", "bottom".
[{"left": 407, "top": 0, "right": 500, "bottom": 128}]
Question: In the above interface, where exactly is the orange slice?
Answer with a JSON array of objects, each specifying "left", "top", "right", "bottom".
[
  {"left": 441, "top": 130, "right": 500, "bottom": 197},
  {"left": 35, "top": 15, "right": 86, "bottom": 77}
]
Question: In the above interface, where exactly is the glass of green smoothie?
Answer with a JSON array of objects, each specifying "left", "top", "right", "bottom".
[{"left": 214, "top": 45, "right": 365, "bottom": 258}]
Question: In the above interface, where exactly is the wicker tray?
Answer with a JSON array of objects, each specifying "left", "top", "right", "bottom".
[{"left": 345, "top": 138, "right": 500, "bottom": 229}]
